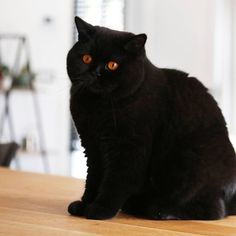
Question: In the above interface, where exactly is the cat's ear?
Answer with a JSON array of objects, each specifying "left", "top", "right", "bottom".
[
  {"left": 75, "top": 16, "right": 95, "bottom": 42},
  {"left": 124, "top": 34, "right": 147, "bottom": 53}
]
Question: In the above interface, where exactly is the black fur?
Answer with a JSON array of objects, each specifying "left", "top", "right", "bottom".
[{"left": 67, "top": 16, "right": 236, "bottom": 220}]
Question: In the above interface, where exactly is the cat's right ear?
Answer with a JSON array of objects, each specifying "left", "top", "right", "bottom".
[
  {"left": 75, "top": 16, "right": 95, "bottom": 42},
  {"left": 124, "top": 34, "right": 147, "bottom": 53}
]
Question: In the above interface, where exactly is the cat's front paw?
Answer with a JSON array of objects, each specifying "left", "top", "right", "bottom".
[
  {"left": 68, "top": 200, "right": 87, "bottom": 216},
  {"left": 146, "top": 207, "right": 181, "bottom": 220},
  {"left": 154, "top": 212, "right": 181, "bottom": 220},
  {"left": 85, "top": 203, "right": 118, "bottom": 220}
]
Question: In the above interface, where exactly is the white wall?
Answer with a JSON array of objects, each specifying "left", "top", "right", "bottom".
[
  {"left": 0, "top": 0, "right": 73, "bottom": 78},
  {"left": 125, "top": 0, "right": 216, "bottom": 89},
  {"left": 232, "top": 0, "right": 236, "bottom": 135},
  {"left": 0, "top": 0, "right": 74, "bottom": 175},
  {"left": 125, "top": 0, "right": 235, "bottom": 137},
  {"left": 1, "top": 0, "right": 234, "bottom": 176}
]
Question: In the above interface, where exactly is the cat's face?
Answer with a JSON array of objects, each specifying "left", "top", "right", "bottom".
[{"left": 67, "top": 17, "right": 147, "bottom": 98}]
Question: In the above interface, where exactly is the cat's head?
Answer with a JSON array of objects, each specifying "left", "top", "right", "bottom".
[{"left": 67, "top": 17, "right": 147, "bottom": 98}]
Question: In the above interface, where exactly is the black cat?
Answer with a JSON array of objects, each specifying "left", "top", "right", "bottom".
[{"left": 67, "top": 16, "right": 236, "bottom": 220}]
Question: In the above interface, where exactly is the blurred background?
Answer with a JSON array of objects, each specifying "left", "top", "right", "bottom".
[{"left": 0, "top": 0, "right": 235, "bottom": 178}]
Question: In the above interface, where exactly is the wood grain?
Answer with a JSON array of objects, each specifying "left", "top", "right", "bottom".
[{"left": 0, "top": 167, "right": 236, "bottom": 236}]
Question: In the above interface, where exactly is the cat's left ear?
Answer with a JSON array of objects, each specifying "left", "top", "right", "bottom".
[
  {"left": 124, "top": 34, "right": 147, "bottom": 53},
  {"left": 75, "top": 16, "right": 95, "bottom": 42}
]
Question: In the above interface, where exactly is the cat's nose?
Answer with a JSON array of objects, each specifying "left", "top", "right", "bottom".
[
  {"left": 92, "top": 70, "right": 102, "bottom": 78},
  {"left": 92, "top": 65, "right": 103, "bottom": 78}
]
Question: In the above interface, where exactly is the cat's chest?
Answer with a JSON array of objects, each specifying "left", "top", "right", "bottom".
[
  {"left": 71, "top": 99, "right": 116, "bottom": 137},
  {"left": 71, "top": 95, "right": 158, "bottom": 141}
]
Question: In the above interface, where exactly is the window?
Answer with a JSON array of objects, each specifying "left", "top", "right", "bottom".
[{"left": 74, "top": 0, "right": 125, "bottom": 41}]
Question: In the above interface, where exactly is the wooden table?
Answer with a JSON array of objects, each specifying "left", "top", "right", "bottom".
[{"left": 0, "top": 168, "right": 236, "bottom": 236}]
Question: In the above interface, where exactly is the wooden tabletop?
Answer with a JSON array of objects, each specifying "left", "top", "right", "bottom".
[{"left": 0, "top": 168, "right": 236, "bottom": 236}]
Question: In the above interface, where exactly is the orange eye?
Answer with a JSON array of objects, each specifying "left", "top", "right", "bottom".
[
  {"left": 82, "top": 54, "right": 92, "bottom": 64},
  {"left": 107, "top": 61, "right": 119, "bottom": 71}
]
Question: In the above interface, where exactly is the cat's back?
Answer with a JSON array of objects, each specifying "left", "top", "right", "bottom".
[
  {"left": 162, "top": 68, "right": 208, "bottom": 99},
  {"left": 161, "top": 68, "right": 226, "bottom": 130}
]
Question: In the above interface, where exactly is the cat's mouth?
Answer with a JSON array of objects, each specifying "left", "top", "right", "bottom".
[
  {"left": 71, "top": 74, "right": 119, "bottom": 95},
  {"left": 88, "top": 76, "right": 118, "bottom": 94}
]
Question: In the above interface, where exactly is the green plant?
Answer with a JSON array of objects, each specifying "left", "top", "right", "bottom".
[{"left": 0, "top": 64, "right": 10, "bottom": 76}]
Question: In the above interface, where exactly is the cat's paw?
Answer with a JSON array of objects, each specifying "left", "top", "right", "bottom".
[
  {"left": 146, "top": 207, "right": 181, "bottom": 220},
  {"left": 155, "top": 213, "right": 181, "bottom": 220},
  {"left": 149, "top": 212, "right": 181, "bottom": 220},
  {"left": 68, "top": 200, "right": 87, "bottom": 216},
  {"left": 85, "top": 203, "right": 118, "bottom": 220}
]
